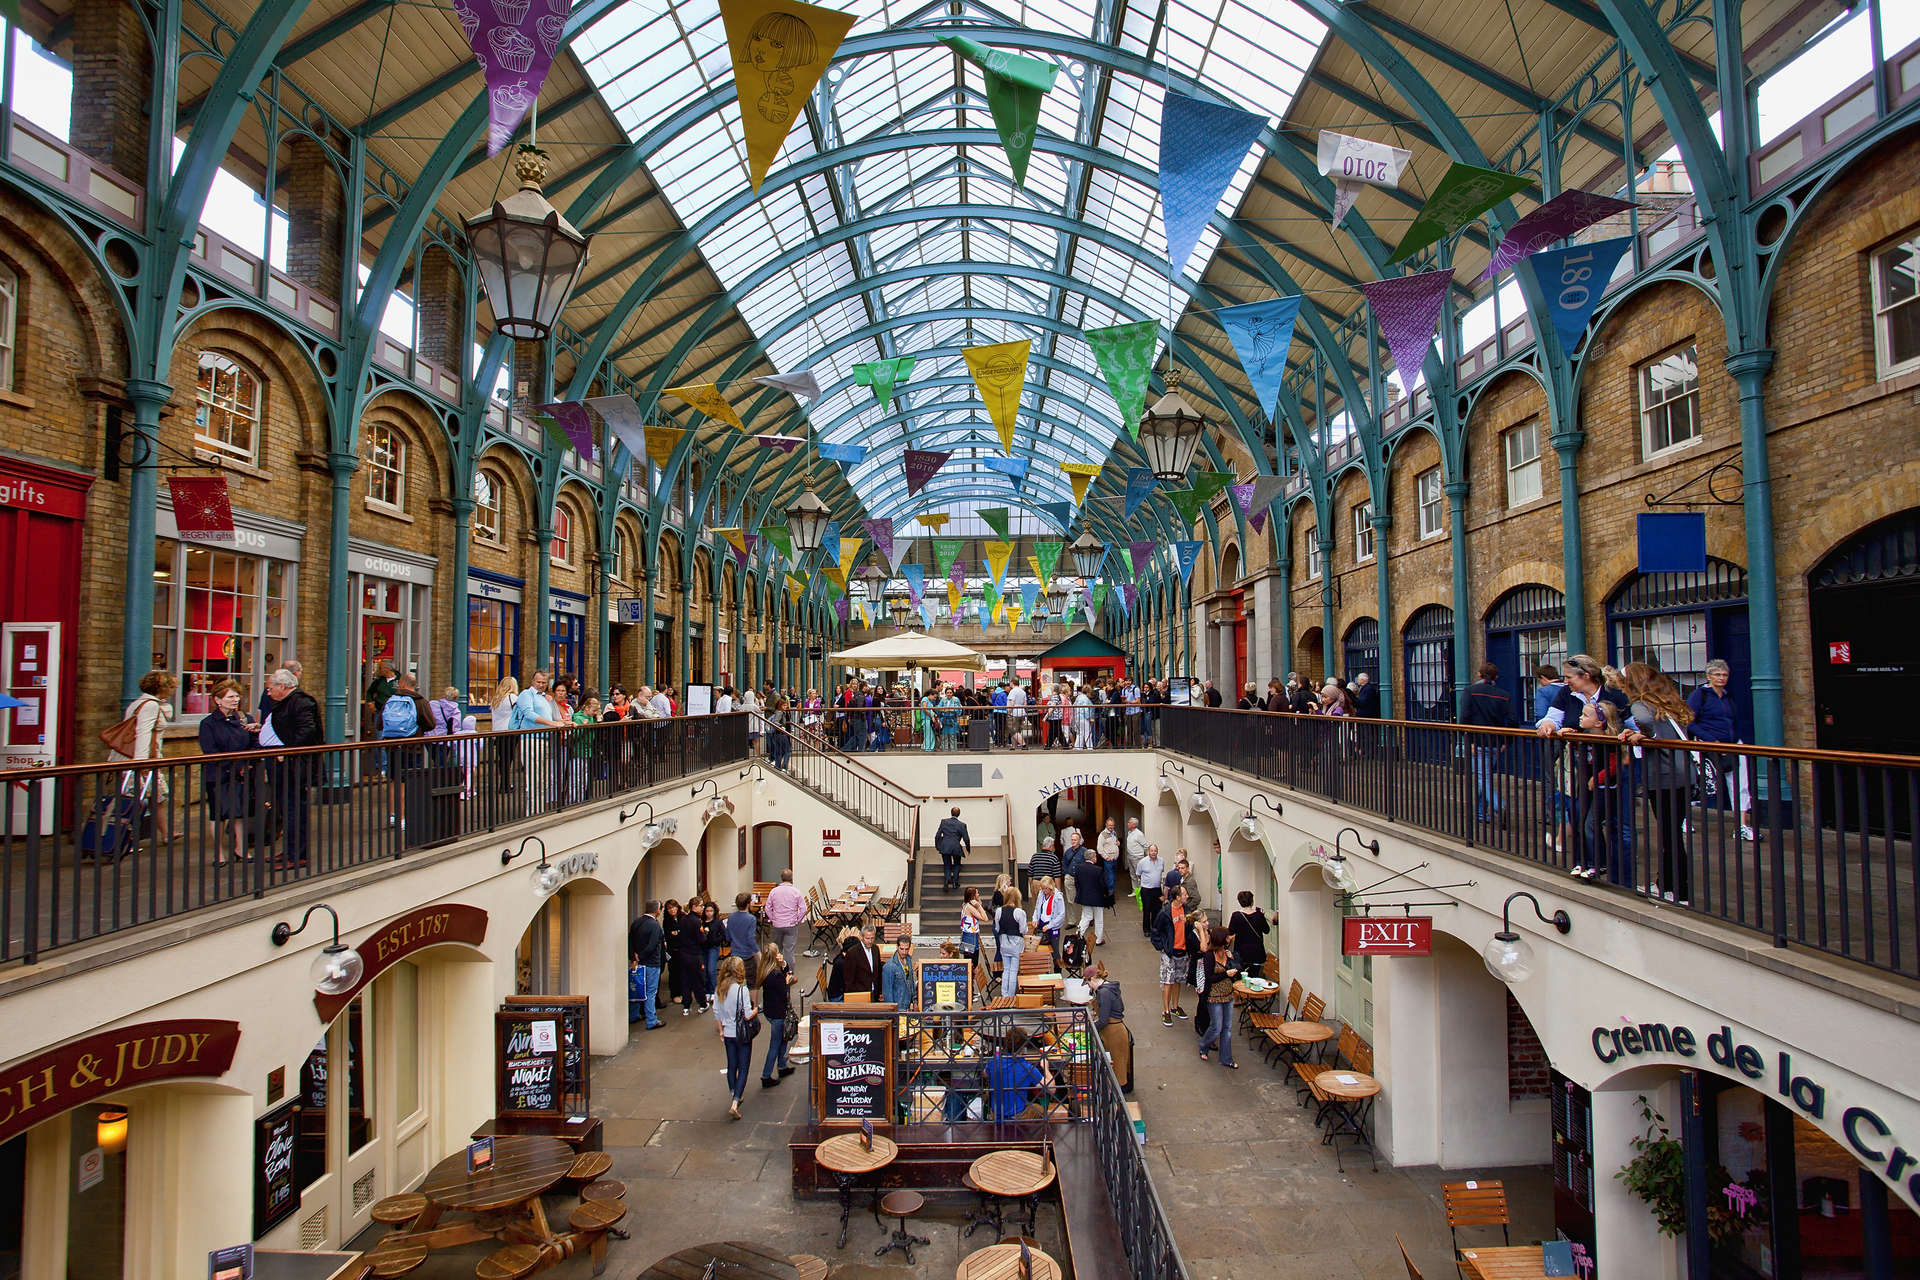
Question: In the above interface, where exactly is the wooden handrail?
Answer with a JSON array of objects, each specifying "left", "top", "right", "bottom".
[{"left": 784, "top": 721, "right": 928, "bottom": 803}]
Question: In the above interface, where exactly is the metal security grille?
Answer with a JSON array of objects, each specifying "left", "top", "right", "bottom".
[
  {"left": 1342, "top": 617, "right": 1380, "bottom": 685},
  {"left": 1606, "top": 557, "right": 1747, "bottom": 688},
  {"left": 1811, "top": 507, "right": 1920, "bottom": 587},
  {"left": 1402, "top": 605, "right": 1454, "bottom": 722}
]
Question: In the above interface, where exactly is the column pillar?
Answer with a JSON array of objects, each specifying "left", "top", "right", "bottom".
[
  {"left": 449, "top": 494, "right": 475, "bottom": 700},
  {"left": 1318, "top": 532, "right": 1337, "bottom": 677},
  {"left": 1551, "top": 436, "right": 1589, "bottom": 653},
  {"left": 1276, "top": 556, "right": 1292, "bottom": 679},
  {"left": 1371, "top": 512, "right": 1394, "bottom": 717},
  {"left": 120, "top": 379, "right": 171, "bottom": 702},
  {"left": 1728, "top": 348, "right": 1783, "bottom": 744},
  {"left": 1591, "top": 1083, "right": 1684, "bottom": 1280},
  {"left": 533, "top": 522, "right": 553, "bottom": 670},
  {"left": 323, "top": 450, "right": 357, "bottom": 742},
  {"left": 595, "top": 549, "right": 615, "bottom": 695},
  {"left": 1444, "top": 482, "right": 1472, "bottom": 719}
]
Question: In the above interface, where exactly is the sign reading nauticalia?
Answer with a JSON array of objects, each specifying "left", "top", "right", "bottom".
[
  {"left": 0, "top": 1020, "right": 241, "bottom": 1143},
  {"left": 1035, "top": 774, "right": 1141, "bottom": 800},
  {"left": 1593, "top": 1015, "right": 1920, "bottom": 1206}
]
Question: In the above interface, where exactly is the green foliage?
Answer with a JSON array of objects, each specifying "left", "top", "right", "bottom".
[{"left": 1614, "top": 1095, "right": 1756, "bottom": 1246}]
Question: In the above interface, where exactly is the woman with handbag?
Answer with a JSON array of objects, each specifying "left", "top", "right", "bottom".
[
  {"left": 755, "top": 944, "right": 797, "bottom": 1088},
  {"left": 105, "top": 670, "right": 178, "bottom": 839},
  {"left": 1622, "top": 662, "right": 1697, "bottom": 906},
  {"left": 712, "top": 955, "right": 759, "bottom": 1119}
]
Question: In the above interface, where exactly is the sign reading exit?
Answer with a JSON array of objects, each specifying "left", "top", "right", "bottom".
[{"left": 1341, "top": 916, "right": 1433, "bottom": 956}]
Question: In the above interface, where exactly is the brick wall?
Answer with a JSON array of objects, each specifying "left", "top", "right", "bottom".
[
  {"left": 1507, "top": 989, "right": 1551, "bottom": 1101},
  {"left": 71, "top": 2, "right": 151, "bottom": 179},
  {"left": 282, "top": 136, "right": 344, "bottom": 299}
]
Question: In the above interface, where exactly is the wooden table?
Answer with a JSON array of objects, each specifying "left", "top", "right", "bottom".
[
  {"left": 1457, "top": 1245, "right": 1555, "bottom": 1279},
  {"left": 638, "top": 1241, "right": 799, "bottom": 1279},
  {"left": 1278, "top": 1020, "right": 1335, "bottom": 1046},
  {"left": 380, "top": 1134, "right": 575, "bottom": 1259},
  {"left": 1315, "top": 1069, "right": 1380, "bottom": 1101},
  {"left": 817, "top": 1131, "right": 898, "bottom": 1249},
  {"left": 964, "top": 1149, "right": 1056, "bottom": 1238},
  {"left": 1313, "top": 1069, "right": 1381, "bottom": 1174},
  {"left": 957, "top": 1242, "right": 1063, "bottom": 1280}
]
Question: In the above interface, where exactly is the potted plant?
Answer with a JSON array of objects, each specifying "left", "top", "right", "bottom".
[{"left": 1616, "top": 1095, "right": 1760, "bottom": 1245}]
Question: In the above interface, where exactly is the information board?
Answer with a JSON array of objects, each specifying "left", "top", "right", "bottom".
[
  {"left": 811, "top": 1009, "right": 896, "bottom": 1127},
  {"left": 496, "top": 995, "right": 589, "bottom": 1118},
  {"left": 916, "top": 957, "right": 973, "bottom": 1011},
  {"left": 252, "top": 1101, "right": 300, "bottom": 1238}
]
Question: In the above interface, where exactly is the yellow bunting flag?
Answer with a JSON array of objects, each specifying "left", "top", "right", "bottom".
[
  {"left": 837, "top": 537, "right": 865, "bottom": 583},
  {"left": 715, "top": 528, "right": 748, "bottom": 555},
  {"left": 719, "top": 0, "right": 858, "bottom": 191},
  {"left": 1026, "top": 555, "right": 1048, "bottom": 594},
  {"left": 665, "top": 383, "right": 746, "bottom": 430},
  {"left": 916, "top": 513, "right": 949, "bottom": 531},
  {"left": 786, "top": 574, "right": 806, "bottom": 602},
  {"left": 947, "top": 580, "right": 962, "bottom": 612},
  {"left": 823, "top": 564, "right": 847, "bottom": 590},
  {"left": 1061, "top": 461, "right": 1102, "bottom": 504},
  {"left": 962, "top": 340, "right": 1031, "bottom": 452},
  {"left": 1007, "top": 601, "right": 1022, "bottom": 627},
  {"left": 855, "top": 599, "right": 870, "bottom": 627},
  {"left": 644, "top": 425, "right": 686, "bottom": 469},
  {"left": 995, "top": 600, "right": 1009, "bottom": 626},
  {"left": 983, "top": 539, "right": 1014, "bottom": 586}
]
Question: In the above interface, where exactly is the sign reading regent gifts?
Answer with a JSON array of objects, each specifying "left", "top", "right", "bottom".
[
  {"left": 313, "top": 904, "right": 487, "bottom": 1022},
  {"left": 0, "top": 1019, "right": 240, "bottom": 1143}
]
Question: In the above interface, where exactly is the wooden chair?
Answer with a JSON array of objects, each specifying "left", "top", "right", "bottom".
[
  {"left": 564, "top": 1149, "right": 612, "bottom": 1190},
  {"left": 1442, "top": 1180, "right": 1512, "bottom": 1259},
  {"left": 1018, "top": 950, "right": 1053, "bottom": 976},
  {"left": 568, "top": 1198, "right": 629, "bottom": 1276},
  {"left": 361, "top": 1239, "right": 428, "bottom": 1277},
  {"left": 789, "top": 1257, "right": 828, "bottom": 1280},
  {"left": 1396, "top": 1234, "right": 1426, "bottom": 1280},
  {"left": 1014, "top": 992, "right": 1047, "bottom": 1008},
  {"left": 1262, "top": 991, "right": 1325, "bottom": 1067},
  {"left": 581, "top": 1179, "right": 626, "bottom": 1203},
  {"left": 843, "top": 991, "right": 873, "bottom": 1004},
  {"left": 367, "top": 1191, "right": 425, "bottom": 1229},
  {"left": 475, "top": 1244, "right": 542, "bottom": 1280},
  {"left": 1294, "top": 1023, "right": 1356, "bottom": 1105}
]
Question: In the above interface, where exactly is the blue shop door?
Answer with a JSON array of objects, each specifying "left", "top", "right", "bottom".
[{"left": 1708, "top": 606, "right": 1755, "bottom": 744}]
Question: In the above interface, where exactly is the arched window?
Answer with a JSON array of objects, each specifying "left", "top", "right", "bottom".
[
  {"left": 1342, "top": 617, "right": 1379, "bottom": 686},
  {"left": 193, "top": 353, "right": 262, "bottom": 464},
  {"left": 364, "top": 423, "right": 406, "bottom": 510},
  {"left": 1402, "top": 605, "right": 1455, "bottom": 723},
  {"left": 551, "top": 506, "right": 572, "bottom": 567},
  {"left": 472, "top": 470, "right": 502, "bottom": 544},
  {"left": 0, "top": 264, "right": 18, "bottom": 391}
]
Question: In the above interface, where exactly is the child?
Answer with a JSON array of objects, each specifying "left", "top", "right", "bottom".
[
  {"left": 1579, "top": 699, "right": 1627, "bottom": 883},
  {"left": 1060, "top": 924, "right": 1090, "bottom": 978}
]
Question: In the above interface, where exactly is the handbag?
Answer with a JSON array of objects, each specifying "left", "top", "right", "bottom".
[
  {"left": 735, "top": 996, "right": 762, "bottom": 1042},
  {"left": 99, "top": 696, "right": 155, "bottom": 757}
]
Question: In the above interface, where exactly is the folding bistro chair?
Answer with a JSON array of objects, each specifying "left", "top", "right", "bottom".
[
  {"left": 804, "top": 888, "right": 841, "bottom": 957},
  {"left": 1395, "top": 1235, "right": 1426, "bottom": 1280},
  {"left": 1262, "top": 992, "right": 1326, "bottom": 1067},
  {"left": 1442, "top": 1180, "right": 1511, "bottom": 1263}
]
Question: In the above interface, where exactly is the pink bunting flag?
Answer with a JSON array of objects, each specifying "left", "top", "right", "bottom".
[
  {"left": 904, "top": 449, "right": 950, "bottom": 497},
  {"left": 1361, "top": 268, "right": 1456, "bottom": 388},
  {"left": 1481, "top": 189, "right": 1636, "bottom": 280},
  {"left": 451, "top": 0, "right": 575, "bottom": 156}
]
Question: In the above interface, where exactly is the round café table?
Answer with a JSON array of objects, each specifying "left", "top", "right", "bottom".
[
  {"left": 956, "top": 1242, "right": 1063, "bottom": 1280},
  {"left": 638, "top": 1241, "right": 798, "bottom": 1280},
  {"left": 397, "top": 1134, "right": 576, "bottom": 1253},
  {"left": 816, "top": 1131, "right": 897, "bottom": 1250},
  {"left": 963, "top": 1149, "right": 1055, "bottom": 1239},
  {"left": 1314, "top": 1068, "right": 1382, "bottom": 1173}
]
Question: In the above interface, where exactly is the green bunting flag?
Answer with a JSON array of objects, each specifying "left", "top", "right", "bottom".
[
  {"left": 853, "top": 356, "right": 916, "bottom": 410},
  {"left": 1033, "top": 540, "right": 1062, "bottom": 584},
  {"left": 1082, "top": 320, "right": 1158, "bottom": 438},
  {"left": 1165, "top": 488, "right": 1206, "bottom": 525},
  {"left": 1388, "top": 162, "right": 1532, "bottom": 266},
  {"left": 1120, "top": 547, "right": 1133, "bottom": 576},
  {"left": 1189, "top": 470, "right": 1235, "bottom": 502},
  {"left": 1092, "top": 584, "right": 1109, "bottom": 617},
  {"left": 978, "top": 507, "right": 1011, "bottom": 539},
  {"left": 758, "top": 523, "right": 793, "bottom": 558},
  {"left": 938, "top": 34, "right": 1059, "bottom": 187},
  {"left": 932, "top": 538, "right": 965, "bottom": 577}
]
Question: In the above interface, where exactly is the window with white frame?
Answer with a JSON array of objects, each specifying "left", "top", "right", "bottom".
[
  {"left": 1505, "top": 420, "right": 1543, "bottom": 508},
  {"left": 1353, "top": 502, "right": 1375, "bottom": 562},
  {"left": 1639, "top": 345, "right": 1701, "bottom": 457},
  {"left": 1305, "top": 533, "right": 1322, "bottom": 581},
  {"left": 193, "top": 353, "right": 262, "bottom": 465},
  {"left": 1417, "top": 468, "right": 1444, "bottom": 538},
  {"left": 472, "top": 470, "right": 501, "bottom": 544},
  {"left": 0, "top": 265, "right": 18, "bottom": 391},
  {"left": 1872, "top": 231, "right": 1920, "bottom": 378},
  {"left": 365, "top": 423, "right": 406, "bottom": 510},
  {"left": 551, "top": 506, "right": 572, "bottom": 567}
]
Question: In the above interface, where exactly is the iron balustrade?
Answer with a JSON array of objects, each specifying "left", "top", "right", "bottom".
[
  {"left": 0, "top": 713, "right": 750, "bottom": 965},
  {"left": 779, "top": 721, "right": 923, "bottom": 851},
  {"left": 1154, "top": 705, "right": 1920, "bottom": 981},
  {"left": 805, "top": 703, "right": 1158, "bottom": 753},
  {"left": 1085, "top": 1013, "right": 1190, "bottom": 1280}
]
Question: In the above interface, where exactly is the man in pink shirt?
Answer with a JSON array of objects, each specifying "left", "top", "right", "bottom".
[{"left": 765, "top": 868, "right": 807, "bottom": 971}]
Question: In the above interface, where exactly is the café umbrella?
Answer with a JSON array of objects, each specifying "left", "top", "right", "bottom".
[{"left": 827, "top": 630, "right": 987, "bottom": 672}]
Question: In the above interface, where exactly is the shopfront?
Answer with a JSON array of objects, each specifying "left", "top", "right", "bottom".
[
  {"left": 349, "top": 540, "right": 435, "bottom": 733},
  {"left": 466, "top": 569, "right": 522, "bottom": 711},
  {"left": 548, "top": 589, "right": 586, "bottom": 689},
  {"left": 0, "top": 458, "right": 90, "bottom": 772},
  {"left": 653, "top": 615, "right": 673, "bottom": 688},
  {"left": 154, "top": 496, "right": 302, "bottom": 721}
]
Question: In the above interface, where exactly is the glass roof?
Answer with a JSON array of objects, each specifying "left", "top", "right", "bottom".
[{"left": 576, "top": 0, "right": 1328, "bottom": 522}]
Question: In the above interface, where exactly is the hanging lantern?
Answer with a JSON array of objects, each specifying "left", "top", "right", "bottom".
[
  {"left": 465, "top": 147, "right": 591, "bottom": 342},
  {"left": 889, "top": 596, "right": 911, "bottom": 628},
  {"left": 1139, "top": 371, "right": 1207, "bottom": 483},
  {"left": 1069, "top": 531, "right": 1104, "bottom": 577},
  {"left": 858, "top": 564, "right": 888, "bottom": 602},
  {"left": 95, "top": 1108, "right": 128, "bottom": 1153},
  {"left": 1048, "top": 579, "right": 1072, "bottom": 618},
  {"left": 786, "top": 489, "right": 832, "bottom": 553}
]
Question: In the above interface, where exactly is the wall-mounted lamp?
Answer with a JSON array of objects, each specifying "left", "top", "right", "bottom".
[
  {"left": 502, "top": 835, "right": 562, "bottom": 895},
  {"left": 1238, "top": 793, "right": 1283, "bottom": 840},
  {"left": 1319, "top": 850, "right": 1358, "bottom": 893},
  {"left": 1336, "top": 826, "right": 1380, "bottom": 860},
  {"left": 739, "top": 764, "right": 769, "bottom": 798},
  {"left": 690, "top": 778, "right": 731, "bottom": 821},
  {"left": 95, "top": 1107, "right": 128, "bottom": 1153},
  {"left": 269, "top": 904, "right": 364, "bottom": 995},
  {"left": 1157, "top": 761, "right": 1188, "bottom": 793},
  {"left": 1483, "top": 891, "right": 1572, "bottom": 984},
  {"left": 619, "top": 801, "right": 668, "bottom": 849},
  {"left": 1192, "top": 771, "right": 1226, "bottom": 812}
]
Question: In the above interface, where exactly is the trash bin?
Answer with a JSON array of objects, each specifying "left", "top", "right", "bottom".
[
  {"left": 966, "top": 713, "right": 991, "bottom": 750},
  {"left": 401, "top": 748, "right": 464, "bottom": 848}
]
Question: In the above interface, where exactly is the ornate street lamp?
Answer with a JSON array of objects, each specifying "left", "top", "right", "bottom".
[
  {"left": 465, "top": 146, "right": 591, "bottom": 342},
  {"left": 858, "top": 564, "right": 888, "bottom": 602},
  {"left": 1069, "top": 531, "right": 1104, "bottom": 578},
  {"left": 1139, "top": 370, "right": 1207, "bottom": 483},
  {"left": 889, "top": 596, "right": 911, "bottom": 629},
  {"left": 1048, "top": 579, "right": 1072, "bottom": 620},
  {"left": 786, "top": 489, "right": 831, "bottom": 553}
]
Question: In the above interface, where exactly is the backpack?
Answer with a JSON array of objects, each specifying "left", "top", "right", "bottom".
[{"left": 379, "top": 694, "right": 418, "bottom": 738}]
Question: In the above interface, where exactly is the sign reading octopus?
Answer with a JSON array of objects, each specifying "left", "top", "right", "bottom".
[{"left": 450, "top": 0, "right": 575, "bottom": 156}]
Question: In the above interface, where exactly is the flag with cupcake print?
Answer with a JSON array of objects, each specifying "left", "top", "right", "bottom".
[{"left": 451, "top": 0, "right": 574, "bottom": 154}]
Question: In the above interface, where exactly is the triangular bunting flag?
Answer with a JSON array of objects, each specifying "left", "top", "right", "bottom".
[
  {"left": 962, "top": 340, "right": 1030, "bottom": 452},
  {"left": 720, "top": 0, "right": 856, "bottom": 190},
  {"left": 1083, "top": 321, "right": 1159, "bottom": 439},
  {"left": 836, "top": 537, "right": 865, "bottom": 580},
  {"left": 1026, "top": 556, "right": 1047, "bottom": 594},
  {"left": 1216, "top": 297, "right": 1302, "bottom": 423},
  {"left": 644, "top": 425, "right": 685, "bottom": 470},
  {"left": 1173, "top": 540, "right": 1202, "bottom": 588},
  {"left": 917, "top": 514, "right": 950, "bottom": 531},
  {"left": 1524, "top": 236, "right": 1635, "bottom": 350},
  {"left": 1189, "top": 470, "right": 1234, "bottom": 502},
  {"left": 938, "top": 35, "right": 1058, "bottom": 186},
  {"left": 980, "top": 456, "right": 1029, "bottom": 490},
  {"left": 834, "top": 598, "right": 850, "bottom": 622},
  {"left": 1020, "top": 582, "right": 1040, "bottom": 617},
  {"left": 921, "top": 602, "right": 934, "bottom": 630},
  {"left": 715, "top": 528, "right": 748, "bottom": 556},
  {"left": 1388, "top": 162, "right": 1532, "bottom": 266},
  {"left": 816, "top": 442, "right": 868, "bottom": 467},
  {"left": 1128, "top": 540, "right": 1156, "bottom": 570},
  {"left": 983, "top": 540, "right": 1014, "bottom": 587},
  {"left": 756, "top": 434, "right": 803, "bottom": 453},
  {"left": 820, "top": 521, "right": 841, "bottom": 563},
  {"left": 1362, "top": 268, "right": 1456, "bottom": 386},
  {"left": 947, "top": 581, "right": 962, "bottom": 612},
  {"left": 759, "top": 523, "right": 794, "bottom": 558},
  {"left": 1034, "top": 540, "right": 1062, "bottom": 585},
  {"left": 902, "top": 563, "right": 925, "bottom": 603},
  {"left": 1119, "top": 584, "right": 1136, "bottom": 617},
  {"left": 947, "top": 557, "right": 967, "bottom": 587},
  {"left": 1246, "top": 475, "right": 1287, "bottom": 535},
  {"left": 983, "top": 581, "right": 1000, "bottom": 614},
  {"left": 530, "top": 403, "right": 581, "bottom": 457},
  {"left": 1159, "top": 90, "right": 1269, "bottom": 276},
  {"left": 853, "top": 357, "right": 915, "bottom": 411},
  {"left": 1120, "top": 547, "right": 1134, "bottom": 576},
  {"left": 978, "top": 507, "right": 1011, "bottom": 540},
  {"left": 1165, "top": 489, "right": 1206, "bottom": 526},
  {"left": 665, "top": 383, "right": 746, "bottom": 430},
  {"left": 786, "top": 574, "right": 806, "bottom": 602},
  {"left": 455, "top": 0, "right": 573, "bottom": 155},
  {"left": 904, "top": 450, "right": 949, "bottom": 496},
  {"left": 1483, "top": 190, "right": 1636, "bottom": 280},
  {"left": 753, "top": 370, "right": 823, "bottom": 401},
  {"left": 1060, "top": 462, "right": 1101, "bottom": 505},
  {"left": 1092, "top": 584, "right": 1109, "bottom": 617},
  {"left": 862, "top": 518, "right": 896, "bottom": 569},
  {"left": 932, "top": 539, "right": 964, "bottom": 577},
  {"left": 1038, "top": 500, "right": 1073, "bottom": 530},
  {"left": 586, "top": 395, "right": 646, "bottom": 466},
  {"left": 1315, "top": 131, "right": 1412, "bottom": 228},
  {"left": 1123, "top": 467, "right": 1157, "bottom": 522}
]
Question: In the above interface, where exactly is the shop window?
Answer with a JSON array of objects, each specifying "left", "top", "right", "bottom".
[
  {"left": 1352, "top": 501, "right": 1374, "bottom": 563},
  {"left": 1305, "top": 533, "right": 1321, "bottom": 581},
  {"left": 1639, "top": 344, "right": 1701, "bottom": 457},
  {"left": 1417, "top": 467, "right": 1443, "bottom": 538},
  {"left": 550, "top": 506, "right": 571, "bottom": 567},
  {"left": 154, "top": 541, "right": 293, "bottom": 718},
  {"left": 1504, "top": 420, "right": 1542, "bottom": 507},
  {"left": 1872, "top": 229, "right": 1920, "bottom": 378},
  {"left": 193, "top": 353, "right": 262, "bottom": 465},
  {"left": 467, "top": 596, "right": 519, "bottom": 709},
  {"left": 0, "top": 264, "right": 17, "bottom": 392},
  {"left": 1607, "top": 556, "right": 1748, "bottom": 698},
  {"left": 1402, "top": 604, "right": 1455, "bottom": 722},
  {"left": 391, "top": 960, "right": 421, "bottom": 1123},
  {"left": 472, "top": 470, "right": 502, "bottom": 545},
  {"left": 364, "top": 423, "right": 406, "bottom": 511}
]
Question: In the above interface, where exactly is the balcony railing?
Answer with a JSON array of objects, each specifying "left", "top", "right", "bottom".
[{"left": 0, "top": 714, "right": 750, "bottom": 966}]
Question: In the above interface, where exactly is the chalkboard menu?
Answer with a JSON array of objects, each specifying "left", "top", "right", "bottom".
[
  {"left": 495, "top": 995, "right": 590, "bottom": 1118},
  {"left": 253, "top": 1101, "right": 300, "bottom": 1237},
  {"left": 811, "top": 1010, "right": 895, "bottom": 1127},
  {"left": 916, "top": 957, "right": 973, "bottom": 1011}
]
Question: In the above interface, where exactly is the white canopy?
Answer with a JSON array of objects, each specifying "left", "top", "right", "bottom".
[{"left": 827, "top": 630, "right": 987, "bottom": 671}]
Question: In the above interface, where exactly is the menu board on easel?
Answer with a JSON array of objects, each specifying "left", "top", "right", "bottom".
[
  {"left": 811, "top": 1008, "right": 896, "bottom": 1127},
  {"left": 916, "top": 957, "right": 972, "bottom": 1010},
  {"left": 496, "top": 995, "right": 589, "bottom": 1119}
]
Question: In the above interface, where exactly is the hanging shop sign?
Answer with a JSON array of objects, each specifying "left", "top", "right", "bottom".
[
  {"left": 1035, "top": 773, "right": 1142, "bottom": 801},
  {"left": 1341, "top": 916, "right": 1433, "bottom": 956},
  {"left": 0, "top": 1019, "right": 241, "bottom": 1143},
  {"left": 616, "top": 597, "right": 646, "bottom": 623},
  {"left": 156, "top": 501, "right": 304, "bottom": 561},
  {"left": 313, "top": 904, "right": 488, "bottom": 1022},
  {"left": 808, "top": 646, "right": 824, "bottom": 661},
  {"left": 252, "top": 1100, "right": 300, "bottom": 1237}
]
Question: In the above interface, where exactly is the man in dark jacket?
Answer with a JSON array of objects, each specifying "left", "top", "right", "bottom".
[
  {"left": 1463, "top": 662, "right": 1513, "bottom": 822},
  {"left": 833, "top": 923, "right": 885, "bottom": 1000},
  {"left": 261, "top": 667, "right": 323, "bottom": 867},
  {"left": 1072, "top": 849, "right": 1108, "bottom": 945},
  {"left": 1350, "top": 672, "right": 1379, "bottom": 718},
  {"left": 934, "top": 805, "right": 971, "bottom": 891},
  {"left": 1203, "top": 680, "right": 1223, "bottom": 708},
  {"left": 628, "top": 901, "right": 666, "bottom": 1029}
]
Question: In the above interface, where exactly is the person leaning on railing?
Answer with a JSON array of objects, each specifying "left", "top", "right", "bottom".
[{"left": 260, "top": 667, "right": 323, "bottom": 868}]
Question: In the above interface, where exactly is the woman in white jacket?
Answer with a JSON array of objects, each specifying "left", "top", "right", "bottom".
[{"left": 109, "top": 671, "right": 178, "bottom": 838}]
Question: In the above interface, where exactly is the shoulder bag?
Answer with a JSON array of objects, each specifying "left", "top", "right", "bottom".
[{"left": 100, "top": 696, "right": 156, "bottom": 758}]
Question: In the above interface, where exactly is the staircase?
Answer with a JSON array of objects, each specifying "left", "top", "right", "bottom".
[
  {"left": 780, "top": 725, "right": 922, "bottom": 852},
  {"left": 915, "top": 843, "right": 1007, "bottom": 942}
]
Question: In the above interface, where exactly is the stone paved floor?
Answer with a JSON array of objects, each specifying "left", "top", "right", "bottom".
[{"left": 352, "top": 889, "right": 1552, "bottom": 1279}]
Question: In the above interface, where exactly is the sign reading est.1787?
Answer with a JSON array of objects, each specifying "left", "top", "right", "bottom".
[{"left": 1341, "top": 916, "right": 1433, "bottom": 956}]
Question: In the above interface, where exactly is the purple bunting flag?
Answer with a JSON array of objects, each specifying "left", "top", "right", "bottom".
[
  {"left": 904, "top": 449, "right": 950, "bottom": 497},
  {"left": 834, "top": 598, "right": 850, "bottom": 622},
  {"left": 452, "top": 0, "right": 574, "bottom": 156},
  {"left": 1361, "top": 269, "right": 1455, "bottom": 387},
  {"left": 1230, "top": 482, "right": 1255, "bottom": 521},
  {"left": 757, "top": 434, "right": 803, "bottom": 453},
  {"left": 1128, "top": 540, "right": 1157, "bottom": 570},
  {"left": 949, "top": 559, "right": 967, "bottom": 587},
  {"left": 1120, "top": 584, "right": 1138, "bottom": 616},
  {"left": 863, "top": 518, "right": 896, "bottom": 569},
  {"left": 1482, "top": 190, "right": 1636, "bottom": 280},
  {"left": 535, "top": 400, "right": 595, "bottom": 459}
]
